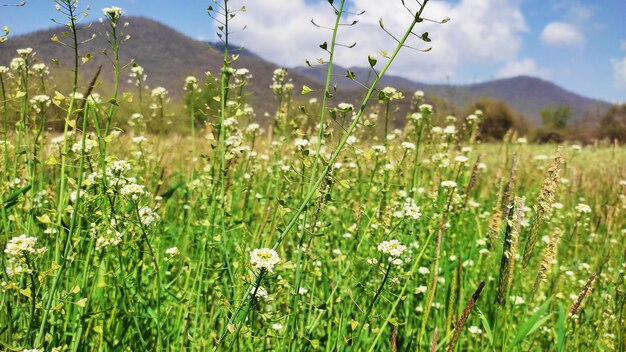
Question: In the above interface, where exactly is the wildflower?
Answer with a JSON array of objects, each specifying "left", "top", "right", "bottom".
[
  {"left": 337, "top": 102, "right": 354, "bottom": 112},
  {"left": 17, "top": 48, "right": 33, "bottom": 56},
  {"left": 401, "top": 142, "right": 416, "bottom": 151},
  {"left": 31, "top": 95, "right": 51, "bottom": 112},
  {"left": 71, "top": 139, "right": 97, "bottom": 154},
  {"left": 443, "top": 125, "right": 457, "bottom": 135},
  {"left": 408, "top": 112, "right": 422, "bottom": 121},
  {"left": 379, "top": 86, "right": 404, "bottom": 100},
  {"left": 235, "top": 68, "right": 250, "bottom": 76},
  {"left": 5, "top": 234, "right": 46, "bottom": 258},
  {"left": 102, "top": 6, "right": 122, "bottom": 22},
  {"left": 165, "top": 247, "right": 180, "bottom": 257},
  {"left": 419, "top": 104, "right": 433, "bottom": 114},
  {"left": 575, "top": 203, "right": 591, "bottom": 214},
  {"left": 184, "top": 75, "right": 198, "bottom": 91},
  {"left": 0, "top": 66, "right": 8, "bottom": 74},
  {"left": 132, "top": 136, "right": 147, "bottom": 145},
  {"left": 377, "top": 240, "right": 407, "bottom": 258},
  {"left": 272, "top": 323, "right": 284, "bottom": 330},
  {"left": 371, "top": 145, "right": 386, "bottom": 155},
  {"left": 414, "top": 90, "right": 424, "bottom": 99},
  {"left": 440, "top": 180, "right": 457, "bottom": 189},
  {"left": 414, "top": 285, "right": 427, "bottom": 294},
  {"left": 395, "top": 199, "right": 421, "bottom": 220},
  {"left": 4, "top": 234, "right": 47, "bottom": 278},
  {"left": 32, "top": 63, "right": 49, "bottom": 75},
  {"left": 138, "top": 206, "right": 159, "bottom": 227},
  {"left": 250, "top": 248, "right": 281, "bottom": 272},
  {"left": 109, "top": 160, "right": 132, "bottom": 175},
  {"left": 418, "top": 267, "right": 430, "bottom": 275},
  {"left": 454, "top": 155, "right": 469, "bottom": 163},
  {"left": 151, "top": 86, "right": 168, "bottom": 99},
  {"left": 121, "top": 183, "right": 148, "bottom": 200},
  {"left": 10, "top": 57, "right": 25, "bottom": 71},
  {"left": 95, "top": 229, "right": 123, "bottom": 250},
  {"left": 246, "top": 123, "right": 260, "bottom": 134},
  {"left": 468, "top": 326, "right": 482, "bottom": 335},
  {"left": 466, "top": 114, "right": 478, "bottom": 122},
  {"left": 294, "top": 138, "right": 310, "bottom": 151}
]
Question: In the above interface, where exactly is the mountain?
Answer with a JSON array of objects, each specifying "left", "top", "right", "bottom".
[
  {"left": 293, "top": 65, "right": 610, "bottom": 124},
  {"left": 0, "top": 17, "right": 323, "bottom": 116},
  {"left": 1, "top": 16, "right": 610, "bottom": 125}
]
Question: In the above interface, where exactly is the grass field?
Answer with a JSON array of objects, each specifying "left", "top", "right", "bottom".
[{"left": 1, "top": 1, "right": 625, "bottom": 351}]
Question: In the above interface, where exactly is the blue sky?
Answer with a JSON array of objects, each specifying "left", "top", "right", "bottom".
[{"left": 2, "top": 0, "right": 626, "bottom": 103}]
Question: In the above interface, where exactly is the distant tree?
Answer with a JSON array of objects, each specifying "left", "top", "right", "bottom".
[
  {"left": 596, "top": 104, "right": 626, "bottom": 142},
  {"left": 466, "top": 98, "right": 526, "bottom": 140},
  {"left": 540, "top": 105, "right": 570, "bottom": 129}
]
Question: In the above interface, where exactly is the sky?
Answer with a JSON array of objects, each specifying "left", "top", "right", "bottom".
[{"left": 2, "top": 0, "right": 626, "bottom": 103}]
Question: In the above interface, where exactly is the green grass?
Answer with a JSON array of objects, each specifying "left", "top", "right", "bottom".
[{"left": 1, "top": 1, "right": 625, "bottom": 351}]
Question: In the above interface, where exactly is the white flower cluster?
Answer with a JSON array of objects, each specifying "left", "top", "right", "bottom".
[
  {"left": 250, "top": 248, "right": 281, "bottom": 272},
  {"left": 30, "top": 94, "right": 51, "bottom": 112},
  {"left": 102, "top": 6, "right": 122, "bottom": 22},
  {"left": 151, "top": 86, "right": 168, "bottom": 99},
  {"left": 138, "top": 206, "right": 159, "bottom": 227},
  {"left": 120, "top": 183, "right": 149, "bottom": 201},
  {"left": 71, "top": 138, "right": 97, "bottom": 154},
  {"left": 128, "top": 65, "right": 146, "bottom": 86},
  {"left": 270, "top": 68, "right": 288, "bottom": 94},
  {"left": 4, "top": 234, "right": 47, "bottom": 278},
  {"left": 294, "top": 138, "right": 310, "bottom": 151},
  {"left": 394, "top": 199, "right": 421, "bottom": 220},
  {"left": 377, "top": 240, "right": 409, "bottom": 266},
  {"left": 32, "top": 63, "right": 49, "bottom": 75},
  {"left": 575, "top": 203, "right": 591, "bottom": 214},
  {"left": 184, "top": 75, "right": 198, "bottom": 91},
  {"left": 95, "top": 228, "right": 123, "bottom": 250},
  {"left": 440, "top": 180, "right": 457, "bottom": 189}
]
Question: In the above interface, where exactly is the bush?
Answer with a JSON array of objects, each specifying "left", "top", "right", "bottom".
[
  {"left": 466, "top": 98, "right": 527, "bottom": 141},
  {"left": 596, "top": 104, "right": 626, "bottom": 142}
]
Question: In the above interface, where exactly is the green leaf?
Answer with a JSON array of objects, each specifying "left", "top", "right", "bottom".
[
  {"left": 368, "top": 54, "right": 377, "bottom": 67},
  {"left": 319, "top": 41, "right": 328, "bottom": 50},
  {"left": 3, "top": 184, "right": 32, "bottom": 211},
  {"left": 301, "top": 85, "right": 313, "bottom": 95},
  {"left": 509, "top": 297, "right": 553, "bottom": 348},
  {"left": 476, "top": 308, "right": 494, "bottom": 347},
  {"left": 346, "top": 70, "right": 355, "bottom": 80},
  {"left": 557, "top": 304, "right": 566, "bottom": 352}
]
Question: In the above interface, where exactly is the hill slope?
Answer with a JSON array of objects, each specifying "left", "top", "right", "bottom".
[
  {"left": 0, "top": 17, "right": 322, "bottom": 116},
  {"left": 1, "top": 16, "right": 610, "bottom": 124},
  {"left": 293, "top": 65, "right": 609, "bottom": 124}
]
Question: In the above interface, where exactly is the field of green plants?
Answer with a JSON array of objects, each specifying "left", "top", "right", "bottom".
[{"left": 1, "top": 1, "right": 625, "bottom": 351}]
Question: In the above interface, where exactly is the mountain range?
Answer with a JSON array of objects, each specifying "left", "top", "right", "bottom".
[{"left": 0, "top": 16, "right": 611, "bottom": 124}]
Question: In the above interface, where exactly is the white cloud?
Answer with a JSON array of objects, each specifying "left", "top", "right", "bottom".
[
  {"left": 611, "top": 57, "right": 626, "bottom": 90},
  {"left": 228, "top": 0, "right": 527, "bottom": 82},
  {"left": 540, "top": 22, "right": 584, "bottom": 47},
  {"left": 495, "top": 58, "right": 549, "bottom": 79}
]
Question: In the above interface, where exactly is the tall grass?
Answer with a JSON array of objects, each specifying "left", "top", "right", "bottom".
[{"left": 1, "top": 1, "right": 625, "bottom": 351}]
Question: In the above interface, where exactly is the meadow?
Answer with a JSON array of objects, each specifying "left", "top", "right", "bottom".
[{"left": 1, "top": 1, "right": 625, "bottom": 351}]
